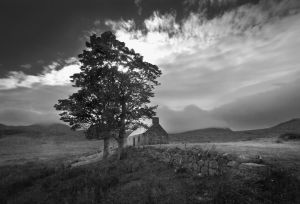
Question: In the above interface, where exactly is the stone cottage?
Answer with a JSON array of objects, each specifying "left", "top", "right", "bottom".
[{"left": 127, "top": 117, "right": 168, "bottom": 146}]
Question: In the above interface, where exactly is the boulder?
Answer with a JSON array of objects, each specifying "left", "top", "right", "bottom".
[
  {"left": 237, "top": 154, "right": 263, "bottom": 163},
  {"left": 239, "top": 162, "right": 266, "bottom": 168},
  {"left": 209, "top": 160, "right": 218, "bottom": 169},
  {"left": 227, "top": 161, "right": 239, "bottom": 168},
  {"left": 238, "top": 163, "right": 268, "bottom": 179},
  {"left": 201, "top": 166, "right": 209, "bottom": 176},
  {"left": 208, "top": 168, "right": 218, "bottom": 176},
  {"left": 198, "top": 160, "right": 205, "bottom": 167},
  {"left": 192, "top": 162, "right": 199, "bottom": 171}
]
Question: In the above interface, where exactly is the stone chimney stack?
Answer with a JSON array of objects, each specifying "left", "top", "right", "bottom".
[{"left": 152, "top": 117, "right": 159, "bottom": 125}]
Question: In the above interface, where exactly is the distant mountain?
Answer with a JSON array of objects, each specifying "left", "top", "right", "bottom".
[
  {"left": 170, "top": 118, "right": 300, "bottom": 143},
  {"left": 0, "top": 123, "right": 84, "bottom": 140},
  {"left": 272, "top": 118, "right": 300, "bottom": 133},
  {"left": 240, "top": 118, "right": 300, "bottom": 137},
  {"left": 170, "top": 127, "right": 241, "bottom": 143},
  {"left": 1, "top": 118, "right": 299, "bottom": 143}
]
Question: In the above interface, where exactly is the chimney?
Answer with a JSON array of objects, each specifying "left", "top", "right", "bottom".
[{"left": 152, "top": 117, "right": 159, "bottom": 125}]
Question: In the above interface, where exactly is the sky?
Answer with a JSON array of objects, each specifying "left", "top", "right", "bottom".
[{"left": 0, "top": 0, "right": 300, "bottom": 132}]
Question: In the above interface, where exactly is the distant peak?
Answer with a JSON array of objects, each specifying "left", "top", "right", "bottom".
[
  {"left": 179, "top": 127, "right": 232, "bottom": 134},
  {"left": 274, "top": 118, "right": 300, "bottom": 126},
  {"left": 30, "top": 122, "right": 68, "bottom": 127}
]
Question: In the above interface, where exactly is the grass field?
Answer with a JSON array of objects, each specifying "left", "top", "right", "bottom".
[
  {"left": 0, "top": 147, "right": 299, "bottom": 204},
  {"left": 0, "top": 136, "right": 104, "bottom": 166},
  {"left": 0, "top": 124, "right": 300, "bottom": 203},
  {"left": 0, "top": 121, "right": 300, "bottom": 204},
  {"left": 1, "top": 134, "right": 299, "bottom": 175}
]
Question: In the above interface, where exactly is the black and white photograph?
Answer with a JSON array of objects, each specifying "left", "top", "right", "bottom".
[{"left": 0, "top": 0, "right": 300, "bottom": 203}]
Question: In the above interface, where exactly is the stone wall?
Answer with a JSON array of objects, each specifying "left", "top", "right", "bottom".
[{"left": 140, "top": 146, "right": 265, "bottom": 177}]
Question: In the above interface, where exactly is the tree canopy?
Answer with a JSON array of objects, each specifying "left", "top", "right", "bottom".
[{"left": 54, "top": 31, "right": 162, "bottom": 158}]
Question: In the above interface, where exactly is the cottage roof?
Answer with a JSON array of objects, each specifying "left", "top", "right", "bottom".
[
  {"left": 128, "top": 117, "right": 166, "bottom": 138},
  {"left": 128, "top": 126, "right": 148, "bottom": 137}
]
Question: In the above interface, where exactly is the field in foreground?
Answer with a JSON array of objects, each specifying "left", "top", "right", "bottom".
[
  {"left": 0, "top": 136, "right": 105, "bottom": 166},
  {"left": 1, "top": 147, "right": 299, "bottom": 204},
  {"left": 1, "top": 133, "right": 300, "bottom": 178},
  {"left": 0, "top": 119, "right": 300, "bottom": 203}
]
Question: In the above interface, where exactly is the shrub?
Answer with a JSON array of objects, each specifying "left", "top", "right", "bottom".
[{"left": 279, "top": 132, "right": 300, "bottom": 140}]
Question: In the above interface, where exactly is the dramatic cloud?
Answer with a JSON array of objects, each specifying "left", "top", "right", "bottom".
[
  {"left": 0, "top": 60, "right": 80, "bottom": 90},
  {"left": 103, "top": 0, "right": 300, "bottom": 130},
  {"left": 1, "top": 0, "right": 300, "bottom": 131},
  {"left": 104, "top": 0, "right": 300, "bottom": 111}
]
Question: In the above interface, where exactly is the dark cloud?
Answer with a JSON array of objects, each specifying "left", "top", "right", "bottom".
[
  {"left": 183, "top": 0, "right": 260, "bottom": 19},
  {"left": 1, "top": 0, "right": 298, "bottom": 77},
  {"left": 0, "top": 0, "right": 138, "bottom": 77},
  {"left": 0, "top": 0, "right": 300, "bottom": 132},
  {"left": 0, "top": 0, "right": 189, "bottom": 78}
]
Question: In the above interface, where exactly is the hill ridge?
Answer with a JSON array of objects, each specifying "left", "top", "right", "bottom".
[
  {"left": 170, "top": 118, "right": 300, "bottom": 143},
  {"left": 0, "top": 122, "right": 83, "bottom": 140}
]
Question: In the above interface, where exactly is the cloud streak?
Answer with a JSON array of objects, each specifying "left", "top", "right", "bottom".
[
  {"left": 134, "top": 0, "right": 143, "bottom": 15},
  {"left": 104, "top": 0, "right": 300, "bottom": 110},
  {"left": 103, "top": 0, "right": 300, "bottom": 130},
  {"left": 0, "top": 60, "right": 80, "bottom": 90},
  {"left": 1, "top": 0, "right": 300, "bottom": 131},
  {"left": 20, "top": 64, "right": 32, "bottom": 69}
]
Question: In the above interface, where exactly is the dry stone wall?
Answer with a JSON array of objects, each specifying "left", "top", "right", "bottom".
[{"left": 140, "top": 146, "right": 265, "bottom": 177}]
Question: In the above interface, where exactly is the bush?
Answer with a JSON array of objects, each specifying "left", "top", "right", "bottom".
[{"left": 279, "top": 132, "right": 300, "bottom": 140}]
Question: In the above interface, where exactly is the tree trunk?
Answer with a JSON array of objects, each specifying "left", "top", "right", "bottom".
[
  {"left": 98, "top": 127, "right": 110, "bottom": 160},
  {"left": 103, "top": 137, "right": 110, "bottom": 159},
  {"left": 117, "top": 100, "right": 126, "bottom": 160},
  {"left": 117, "top": 137, "right": 125, "bottom": 160}
]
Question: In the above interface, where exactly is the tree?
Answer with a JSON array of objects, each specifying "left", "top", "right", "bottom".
[{"left": 54, "top": 31, "right": 161, "bottom": 159}]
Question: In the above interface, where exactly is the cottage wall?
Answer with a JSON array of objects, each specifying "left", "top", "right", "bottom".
[
  {"left": 127, "top": 125, "right": 168, "bottom": 146},
  {"left": 144, "top": 125, "right": 168, "bottom": 145},
  {"left": 127, "top": 133, "right": 144, "bottom": 146},
  {"left": 126, "top": 117, "right": 169, "bottom": 146}
]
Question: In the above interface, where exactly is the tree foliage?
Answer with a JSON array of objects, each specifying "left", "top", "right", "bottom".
[{"left": 54, "top": 31, "right": 161, "bottom": 158}]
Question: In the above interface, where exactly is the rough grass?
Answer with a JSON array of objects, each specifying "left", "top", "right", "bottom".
[
  {"left": 0, "top": 136, "right": 104, "bottom": 166},
  {"left": 0, "top": 147, "right": 299, "bottom": 204}
]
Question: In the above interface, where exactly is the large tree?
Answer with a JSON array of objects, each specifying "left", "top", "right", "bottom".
[{"left": 54, "top": 31, "right": 161, "bottom": 159}]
